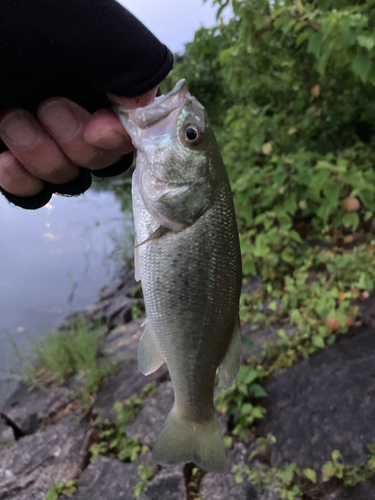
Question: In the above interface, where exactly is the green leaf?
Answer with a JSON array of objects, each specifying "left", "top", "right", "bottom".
[
  {"left": 281, "top": 247, "right": 295, "bottom": 264},
  {"left": 357, "top": 273, "right": 373, "bottom": 291},
  {"left": 322, "top": 461, "right": 336, "bottom": 482},
  {"left": 296, "top": 31, "right": 309, "bottom": 47},
  {"left": 342, "top": 213, "right": 359, "bottom": 231},
  {"left": 250, "top": 383, "right": 268, "bottom": 398},
  {"left": 304, "top": 468, "right": 317, "bottom": 483},
  {"left": 241, "top": 336, "right": 254, "bottom": 348},
  {"left": 237, "top": 366, "right": 258, "bottom": 385},
  {"left": 351, "top": 52, "right": 372, "bottom": 82},
  {"left": 357, "top": 35, "right": 375, "bottom": 51},
  {"left": 323, "top": 184, "right": 340, "bottom": 208},
  {"left": 46, "top": 489, "right": 59, "bottom": 500},
  {"left": 316, "top": 202, "right": 332, "bottom": 225},
  {"left": 360, "top": 190, "right": 375, "bottom": 211},
  {"left": 223, "top": 435, "right": 233, "bottom": 448},
  {"left": 277, "top": 462, "right": 296, "bottom": 485},
  {"left": 307, "top": 33, "right": 323, "bottom": 58},
  {"left": 312, "top": 335, "right": 325, "bottom": 348},
  {"left": 235, "top": 472, "right": 243, "bottom": 483}
]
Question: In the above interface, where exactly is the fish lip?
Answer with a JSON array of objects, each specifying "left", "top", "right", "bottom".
[
  {"left": 144, "top": 79, "right": 188, "bottom": 111},
  {"left": 115, "top": 79, "right": 199, "bottom": 131}
]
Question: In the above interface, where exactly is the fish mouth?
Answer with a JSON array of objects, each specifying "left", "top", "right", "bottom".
[{"left": 115, "top": 80, "right": 203, "bottom": 131}]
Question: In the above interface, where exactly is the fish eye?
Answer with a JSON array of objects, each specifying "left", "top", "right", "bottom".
[{"left": 183, "top": 124, "right": 202, "bottom": 147}]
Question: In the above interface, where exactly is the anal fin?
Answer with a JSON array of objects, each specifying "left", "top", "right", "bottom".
[
  {"left": 218, "top": 316, "right": 241, "bottom": 389},
  {"left": 138, "top": 319, "right": 165, "bottom": 375}
]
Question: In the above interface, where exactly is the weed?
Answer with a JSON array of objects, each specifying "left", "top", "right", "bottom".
[
  {"left": 89, "top": 382, "right": 157, "bottom": 463},
  {"left": 20, "top": 318, "right": 116, "bottom": 406},
  {"left": 233, "top": 437, "right": 375, "bottom": 498},
  {"left": 134, "top": 464, "right": 153, "bottom": 498},
  {"left": 322, "top": 444, "right": 375, "bottom": 486},
  {"left": 45, "top": 479, "right": 77, "bottom": 500},
  {"left": 215, "top": 365, "right": 267, "bottom": 439},
  {"left": 131, "top": 300, "right": 145, "bottom": 320}
]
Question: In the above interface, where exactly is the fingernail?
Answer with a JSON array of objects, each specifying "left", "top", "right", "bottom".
[
  {"left": 0, "top": 111, "right": 38, "bottom": 147},
  {"left": 39, "top": 101, "right": 80, "bottom": 140}
]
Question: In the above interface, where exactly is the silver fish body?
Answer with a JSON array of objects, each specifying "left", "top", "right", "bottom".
[{"left": 116, "top": 80, "right": 242, "bottom": 472}]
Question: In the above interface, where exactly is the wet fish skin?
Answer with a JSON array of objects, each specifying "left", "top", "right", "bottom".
[{"left": 116, "top": 80, "right": 242, "bottom": 472}]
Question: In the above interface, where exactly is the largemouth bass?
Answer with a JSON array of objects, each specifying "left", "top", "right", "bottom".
[{"left": 115, "top": 80, "right": 242, "bottom": 472}]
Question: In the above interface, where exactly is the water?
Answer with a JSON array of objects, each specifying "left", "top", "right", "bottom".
[{"left": 0, "top": 180, "right": 134, "bottom": 381}]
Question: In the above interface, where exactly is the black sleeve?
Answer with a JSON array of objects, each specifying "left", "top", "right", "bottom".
[{"left": 0, "top": 0, "right": 173, "bottom": 209}]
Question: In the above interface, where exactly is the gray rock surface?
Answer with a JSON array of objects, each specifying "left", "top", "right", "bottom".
[
  {"left": 64, "top": 268, "right": 138, "bottom": 329},
  {"left": 139, "top": 469, "right": 186, "bottom": 500},
  {"left": 323, "top": 479, "right": 375, "bottom": 499},
  {"left": 241, "top": 323, "right": 296, "bottom": 360},
  {"left": 126, "top": 382, "right": 174, "bottom": 447},
  {"left": 0, "top": 384, "right": 70, "bottom": 438},
  {"left": 200, "top": 442, "right": 281, "bottom": 500},
  {"left": 200, "top": 442, "right": 259, "bottom": 500},
  {"left": 93, "top": 360, "right": 167, "bottom": 421},
  {"left": 97, "top": 319, "right": 143, "bottom": 362},
  {"left": 60, "top": 454, "right": 153, "bottom": 500},
  {"left": 261, "top": 329, "right": 375, "bottom": 472},
  {"left": 0, "top": 416, "right": 89, "bottom": 500}
]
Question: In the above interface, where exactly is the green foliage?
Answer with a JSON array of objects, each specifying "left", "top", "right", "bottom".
[
  {"left": 233, "top": 437, "right": 375, "bottom": 496},
  {"left": 322, "top": 444, "right": 375, "bottom": 485},
  {"left": 45, "top": 480, "right": 77, "bottom": 500},
  {"left": 215, "top": 364, "right": 267, "bottom": 438},
  {"left": 21, "top": 318, "right": 116, "bottom": 406},
  {"left": 89, "top": 382, "right": 157, "bottom": 463},
  {"left": 241, "top": 241, "right": 375, "bottom": 371},
  {"left": 134, "top": 465, "right": 153, "bottom": 499}
]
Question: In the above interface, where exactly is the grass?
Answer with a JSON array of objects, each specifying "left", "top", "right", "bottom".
[{"left": 19, "top": 318, "right": 117, "bottom": 406}]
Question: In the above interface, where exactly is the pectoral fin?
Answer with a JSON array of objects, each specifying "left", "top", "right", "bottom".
[
  {"left": 124, "top": 226, "right": 169, "bottom": 252},
  {"left": 218, "top": 317, "right": 241, "bottom": 389},
  {"left": 134, "top": 236, "right": 140, "bottom": 282},
  {"left": 138, "top": 320, "right": 165, "bottom": 375}
]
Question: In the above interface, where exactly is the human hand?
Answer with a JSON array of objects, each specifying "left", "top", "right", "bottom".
[{"left": 0, "top": 86, "right": 158, "bottom": 198}]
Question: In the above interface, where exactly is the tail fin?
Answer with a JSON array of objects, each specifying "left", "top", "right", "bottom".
[{"left": 152, "top": 407, "right": 225, "bottom": 473}]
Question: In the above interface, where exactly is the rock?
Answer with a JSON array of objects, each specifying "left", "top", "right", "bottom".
[
  {"left": 261, "top": 329, "right": 375, "bottom": 473},
  {"left": 94, "top": 318, "right": 168, "bottom": 420},
  {"left": 60, "top": 454, "right": 153, "bottom": 500},
  {"left": 0, "top": 416, "right": 89, "bottom": 500},
  {"left": 117, "top": 267, "right": 138, "bottom": 297},
  {"left": 63, "top": 267, "right": 137, "bottom": 330},
  {"left": 98, "top": 280, "right": 123, "bottom": 301},
  {"left": 126, "top": 382, "right": 174, "bottom": 447},
  {"left": 93, "top": 360, "right": 167, "bottom": 421},
  {"left": 358, "top": 289, "right": 375, "bottom": 329},
  {"left": 97, "top": 319, "right": 144, "bottom": 362},
  {"left": 0, "top": 418, "right": 14, "bottom": 446},
  {"left": 104, "top": 295, "right": 134, "bottom": 328},
  {"left": 139, "top": 469, "right": 186, "bottom": 500},
  {"left": 199, "top": 442, "right": 280, "bottom": 500},
  {"left": 0, "top": 384, "right": 70, "bottom": 438},
  {"left": 241, "top": 276, "right": 262, "bottom": 296},
  {"left": 323, "top": 479, "right": 375, "bottom": 499},
  {"left": 0, "top": 379, "right": 18, "bottom": 407},
  {"left": 241, "top": 323, "right": 296, "bottom": 360},
  {"left": 200, "top": 442, "right": 258, "bottom": 500}
]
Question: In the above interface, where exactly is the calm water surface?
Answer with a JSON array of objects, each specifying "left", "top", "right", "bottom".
[{"left": 0, "top": 182, "right": 133, "bottom": 381}]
